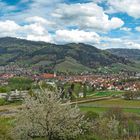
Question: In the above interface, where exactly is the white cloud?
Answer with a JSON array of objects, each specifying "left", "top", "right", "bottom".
[
  {"left": 26, "top": 16, "right": 52, "bottom": 25},
  {"left": 125, "top": 41, "right": 140, "bottom": 49},
  {"left": 0, "top": 0, "right": 125, "bottom": 33},
  {"left": 0, "top": 18, "right": 140, "bottom": 50},
  {"left": 135, "top": 26, "right": 140, "bottom": 32},
  {"left": 0, "top": 20, "right": 20, "bottom": 32},
  {"left": 0, "top": 20, "right": 20, "bottom": 37},
  {"left": 0, "top": 19, "right": 101, "bottom": 44},
  {"left": 26, "top": 34, "right": 53, "bottom": 42},
  {"left": 22, "top": 23, "right": 46, "bottom": 35},
  {"left": 0, "top": 18, "right": 53, "bottom": 42},
  {"left": 100, "top": 37, "right": 140, "bottom": 49},
  {"left": 0, "top": 0, "right": 62, "bottom": 26},
  {"left": 54, "top": 29, "right": 100, "bottom": 44},
  {"left": 52, "top": 2, "right": 124, "bottom": 32},
  {"left": 120, "top": 27, "right": 132, "bottom": 32},
  {"left": 106, "top": 0, "right": 140, "bottom": 18}
]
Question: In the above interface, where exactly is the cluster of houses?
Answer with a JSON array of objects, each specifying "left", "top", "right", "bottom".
[
  {"left": 57, "top": 74, "right": 140, "bottom": 91},
  {"left": 0, "top": 65, "right": 140, "bottom": 92},
  {"left": 0, "top": 71, "right": 140, "bottom": 102},
  {"left": 0, "top": 65, "right": 33, "bottom": 75},
  {"left": 1, "top": 64, "right": 139, "bottom": 102},
  {"left": 0, "top": 73, "right": 14, "bottom": 85}
]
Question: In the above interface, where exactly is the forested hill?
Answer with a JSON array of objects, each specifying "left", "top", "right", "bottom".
[
  {"left": 0, "top": 37, "right": 136, "bottom": 73},
  {"left": 107, "top": 48, "right": 140, "bottom": 61}
]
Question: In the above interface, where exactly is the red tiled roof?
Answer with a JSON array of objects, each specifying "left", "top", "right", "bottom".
[{"left": 41, "top": 73, "right": 56, "bottom": 79}]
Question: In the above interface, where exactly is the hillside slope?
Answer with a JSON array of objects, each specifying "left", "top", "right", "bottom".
[
  {"left": 107, "top": 48, "right": 140, "bottom": 61},
  {"left": 0, "top": 37, "right": 135, "bottom": 73}
]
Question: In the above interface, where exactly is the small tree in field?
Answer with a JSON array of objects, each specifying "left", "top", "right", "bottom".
[{"left": 12, "top": 89, "right": 85, "bottom": 140}]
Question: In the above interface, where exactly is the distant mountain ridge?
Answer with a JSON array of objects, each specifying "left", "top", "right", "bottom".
[
  {"left": 107, "top": 48, "right": 140, "bottom": 61},
  {"left": 0, "top": 37, "right": 138, "bottom": 73}
]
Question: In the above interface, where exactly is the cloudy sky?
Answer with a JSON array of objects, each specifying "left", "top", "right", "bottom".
[{"left": 0, "top": 0, "right": 140, "bottom": 49}]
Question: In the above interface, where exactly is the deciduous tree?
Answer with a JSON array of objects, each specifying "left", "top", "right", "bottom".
[{"left": 12, "top": 89, "right": 86, "bottom": 140}]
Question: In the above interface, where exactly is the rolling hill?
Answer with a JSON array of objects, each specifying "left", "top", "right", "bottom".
[
  {"left": 107, "top": 48, "right": 140, "bottom": 61},
  {"left": 106, "top": 48, "right": 140, "bottom": 73},
  {"left": 0, "top": 37, "right": 139, "bottom": 73}
]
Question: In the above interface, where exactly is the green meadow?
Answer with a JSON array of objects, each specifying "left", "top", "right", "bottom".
[{"left": 79, "top": 98, "right": 140, "bottom": 114}]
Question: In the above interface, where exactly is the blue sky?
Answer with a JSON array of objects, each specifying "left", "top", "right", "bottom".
[{"left": 0, "top": 0, "right": 140, "bottom": 49}]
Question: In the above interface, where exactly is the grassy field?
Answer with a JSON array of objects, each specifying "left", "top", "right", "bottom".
[
  {"left": 79, "top": 98, "right": 140, "bottom": 114},
  {"left": 1, "top": 97, "right": 140, "bottom": 139},
  {"left": 55, "top": 57, "right": 93, "bottom": 73},
  {"left": 0, "top": 98, "right": 22, "bottom": 106},
  {"left": 87, "top": 90, "right": 124, "bottom": 97},
  {"left": 0, "top": 116, "right": 14, "bottom": 139},
  {"left": 80, "top": 106, "right": 140, "bottom": 114}
]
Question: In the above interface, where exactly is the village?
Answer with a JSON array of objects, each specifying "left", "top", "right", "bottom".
[
  {"left": 0, "top": 64, "right": 140, "bottom": 103},
  {"left": 0, "top": 65, "right": 140, "bottom": 91}
]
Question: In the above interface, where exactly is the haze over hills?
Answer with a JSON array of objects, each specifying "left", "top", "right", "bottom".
[{"left": 0, "top": 37, "right": 139, "bottom": 73}]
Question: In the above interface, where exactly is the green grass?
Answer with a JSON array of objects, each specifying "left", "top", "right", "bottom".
[
  {"left": 88, "top": 91, "right": 124, "bottom": 97},
  {"left": 80, "top": 106, "right": 107, "bottom": 113},
  {"left": 0, "top": 117, "right": 14, "bottom": 140},
  {"left": 80, "top": 106, "right": 140, "bottom": 114},
  {"left": 0, "top": 98, "right": 22, "bottom": 106},
  {"left": 79, "top": 98, "right": 140, "bottom": 114},
  {"left": 0, "top": 98, "right": 7, "bottom": 106},
  {"left": 55, "top": 57, "right": 93, "bottom": 73},
  {"left": 80, "top": 99, "right": 140, "bottom": 108},
  {"left": 123, "top": 108, "right": 140, "bottom": 114},
  {"left": 0, "top": 76, "right": 33, "bottom": 93}
]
